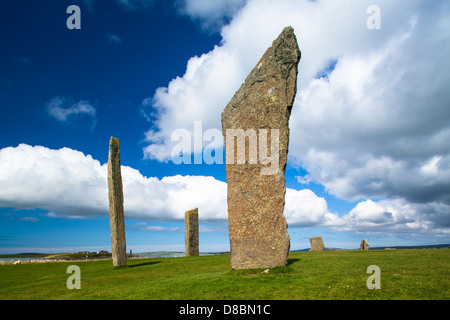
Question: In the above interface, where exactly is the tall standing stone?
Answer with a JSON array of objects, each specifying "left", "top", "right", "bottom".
[
  {"left": 107, "top": 137, "right": 127, "bottom": 267},
  {"left": 309, "top": 236, "right": 325, "bottom": 251},
  {"left": 360, "top": 239, "right": 369, "bottom": 250},
  {"left": 222, "top": 26, "right": 301, "bottom": 269},
  {"left": 185, "top": 208, "right": 199, "bottom": 256}
]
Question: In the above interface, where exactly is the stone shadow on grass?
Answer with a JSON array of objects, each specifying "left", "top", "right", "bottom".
[
  {"left": 287, "top": 258, "right": 301, "bottom": 266},
  {"left": 128, "top": 261, "right": 161, "bottom": 268}
]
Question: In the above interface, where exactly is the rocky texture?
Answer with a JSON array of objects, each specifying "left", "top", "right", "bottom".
[
  {"left": 107, "top": 137, "right": 127, "bottom": 267},
  {"left": 185, "top": 208, "right": 199, "bottom": 256},
  {"left": 309, "top": 236, "right": 325, "bottom": 251},
  {"left": 360, "top": 239, "right": 369, "bottom": 250},
  {"left": 222, "top": 26, "right": 301, "bottom": 269}
]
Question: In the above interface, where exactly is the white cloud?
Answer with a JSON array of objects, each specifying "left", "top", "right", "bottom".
[
  {"left": 336, "top": 198, "right": 450, "bottom": 236},
  {"left": 45, "top": 212, "right": 86, "bottom": 219},
  {"left": 289, "top": 8, "right": 450, "bottom": 204},
  {"left": 0, "top": 144, "right": 227, "bottom": 221},
  {"left": 141, "top": 0, "right": 450, "bottom": 213},
  {"left": 0, "top": 144, "right": 107, "bottom": 217},
  {"left": 0, "top": 144, "right": 332, "bottom": 226},
  {"left": 80, "top": 0, "right": 149, "bottom": 11},
  {"left": 346, "top": 199, "right": 396, "bottom": 226},
  {"left": 142, "top": 46, "right": 241, "bottom": 161},
  {"left": 46, "top": 96, "right": 97, "bottom": 129},
  {"left": 18, "top": 216, "right": 39, "bottom": 222},
  {"left": 140, "top": 225, "right": 183, "bottom": 232},
  {"left": 296, "top": 175, "right": 311, "bottom": 185},
  {"left": 284, "top": 188, "right": 338, "bottom": 228}
]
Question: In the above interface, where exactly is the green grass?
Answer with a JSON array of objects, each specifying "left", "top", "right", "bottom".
[{"left": 0, "top": 249, "right": 448, "bottom": 300}]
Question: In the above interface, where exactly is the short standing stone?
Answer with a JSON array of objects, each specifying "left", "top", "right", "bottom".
[
  {"left": 309, "top": 236, "right": 325, "bottom": 251},
  {"left": 185, "top": 208, "right": 199, "bottom": 256},
  {"left": 108, "top": 137, "right": 127, "bottom": 267},
  {"left": 360, "top": 239, "right": 369, "bottom": 250},
  {"left": 222, "top": 26, "right": 301, "bottom": 269}
]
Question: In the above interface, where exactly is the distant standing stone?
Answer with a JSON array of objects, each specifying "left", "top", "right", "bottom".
[
  {"left": 360, "top": 239, "right": 369, "bottom": 250},
  {"left": 222, "top": 26, "right": 301, "bottom": 269},
  {"left": 309, "top": 236, "right": 325, "bottom": 251},
  {"left": 108, "top": 137, "right": 127, "bottom": 267},
  {"left": 185, "top": 208, "right": 199, "bottom": 256}
]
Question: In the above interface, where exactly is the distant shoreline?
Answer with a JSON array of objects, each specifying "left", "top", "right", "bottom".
[
  {"left": 0, "top": 251, "right": 224, "bottom": 264},
  {"left": 1, "top": 244, "right": 448, "bottom": 262},
  {"left": 292, "top": 243, "right": 450, "bottom": 252}
]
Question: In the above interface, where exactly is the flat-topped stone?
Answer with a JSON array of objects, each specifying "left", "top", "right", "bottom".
[
  {"left": 309, "top": 236, "right": 324, "bottom": 251},
  {"left": 185, "top": 208, "right": 199, "bottom": 256}
]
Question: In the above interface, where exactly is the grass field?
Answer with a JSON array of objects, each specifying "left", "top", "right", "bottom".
[{"left": 0, "top": 249, "right": 448, "bottom": 300}]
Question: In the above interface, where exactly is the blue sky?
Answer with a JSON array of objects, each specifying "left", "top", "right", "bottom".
[{"left": 1, "top": 0, "right": 449, "bottom": 254}]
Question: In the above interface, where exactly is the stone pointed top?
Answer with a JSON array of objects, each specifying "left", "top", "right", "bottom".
[
  {"left": 223, "top": 26, "right": 300, "bottom": 117},
  {"left": 272, "top": 26, "right": 300, "bottom": 57},
  {"left": 280, "top": 25, "right": 295, "bottom": 36},
  {"left": 268, "top": 25, "right": 301, "bottom": 90},
  {"left": 267, "top": 26, "right": 301, "bottom": 79}
]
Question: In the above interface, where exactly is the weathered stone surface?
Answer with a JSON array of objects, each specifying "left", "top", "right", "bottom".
[
  {"left": 222, "top": 26, "right": 301, "bottom": 269},
  {"left": 360, "top": 239, "right": 369, "bottom": 250},
  {"left": 185, "top": 208, "right": 199, "bottom": 256},
  {"left": 107, "top": 137, "right": 127, "bottom": 267},
  {"left": 309, "top": 236, "right": 324, "bottom": 251}
]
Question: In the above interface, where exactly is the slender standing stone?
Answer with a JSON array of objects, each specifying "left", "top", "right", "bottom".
[
  {"left": 108, "top": 137, "right": 127, "bottom": 266},
  {"left": 309, "top": 236, "right": 325, "bottom": 251},
  {"left": 185, "top": 208, "right": 199, "bottom": 256},
  {"left": 222, "top": 26, "right": 301, "bottom": 269}
]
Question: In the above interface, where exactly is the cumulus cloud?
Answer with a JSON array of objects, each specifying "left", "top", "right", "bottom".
[
  {"left": 142, "top": 46, "right": 241, "bottom": 161},
  {"left": 336, "top": 198, "right": 450, "bottom": 236},
  {"left": 0, "top": 144, "right": 107, "bottom": 218},
  {"left": 290, "top": 5, "right": 450, "bottom": 204},
  {"left": 0, "top": 144, "right": 227, "bottom": 221},
  {"left": 0, "top": 144, "right": 319, "bottom": 225},
  {"left": 0, "top": 144, "right": 330, "bottom": 226},
  {"left": 46, "top": 96, "right": 97, "bottom": 129},
  {"left": 284, "top": 188, "right": 339, "bottom": 228},
  {"left": 1, "top": 144, "right": 447, "bottom": 237},
  {"left": 141, "top": 0, "right": 450, "bottom": 219}
]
